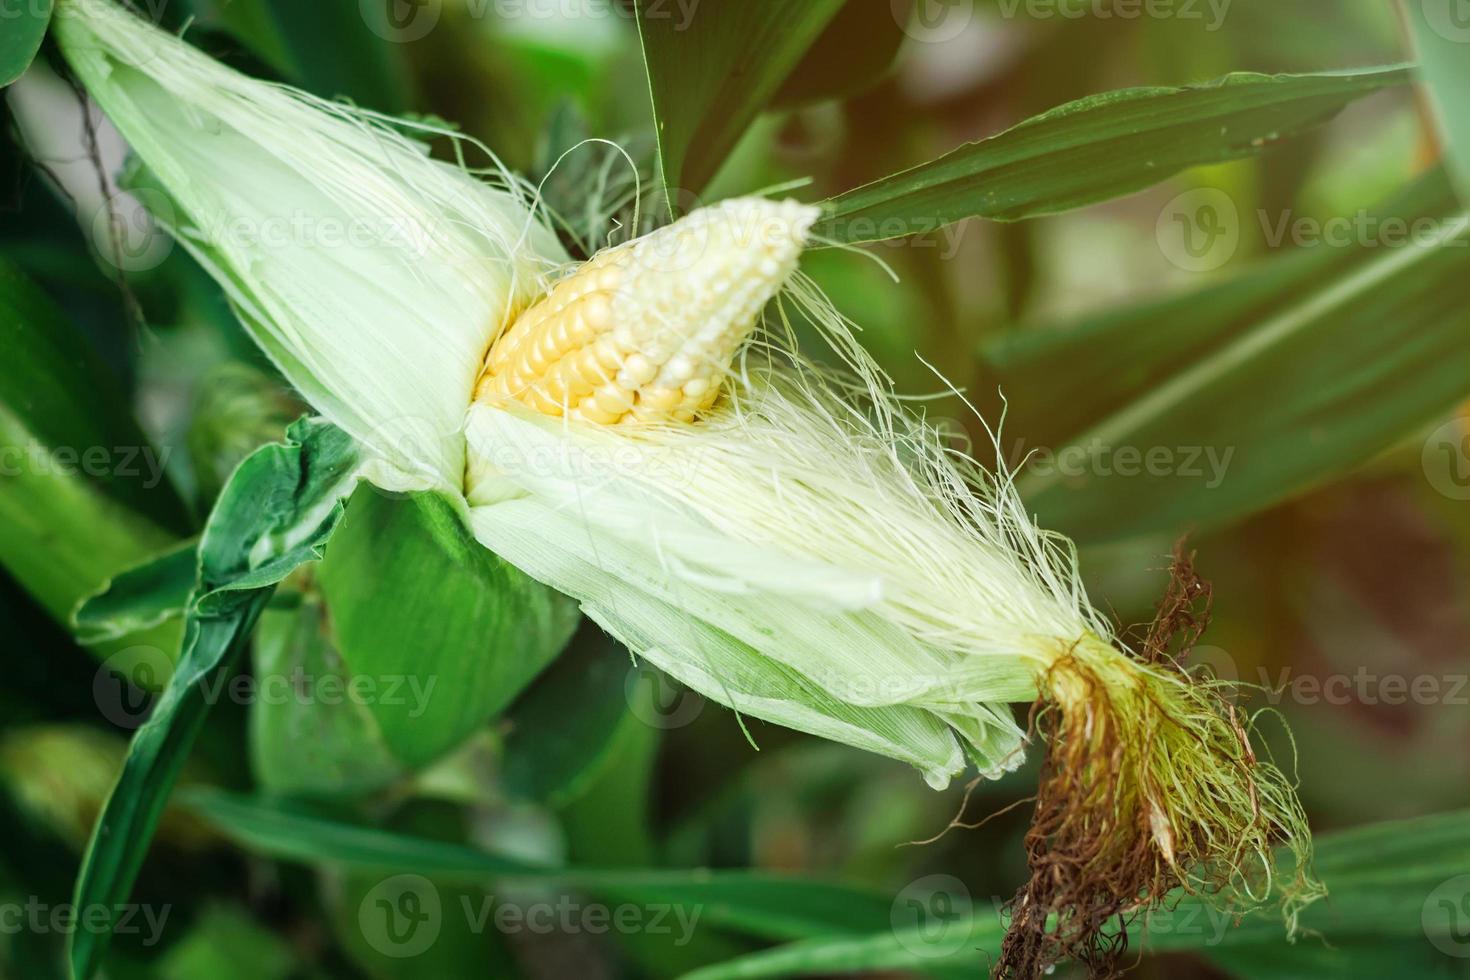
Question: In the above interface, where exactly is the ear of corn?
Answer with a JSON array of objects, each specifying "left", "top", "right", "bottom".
[
  {"left": 59, "top": 2, "right": 1319, "bottom": 956},
  {"left": 476, "top": 198, "right": 818, "bottom": 425}
]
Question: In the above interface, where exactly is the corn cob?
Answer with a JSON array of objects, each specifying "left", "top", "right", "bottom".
[{"left": 475, "top": 198, "right": 819, "bottom": 424}]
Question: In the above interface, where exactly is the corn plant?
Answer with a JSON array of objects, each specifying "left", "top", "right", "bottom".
[{"left": 2, "top": 2, "right": 1470, "bottom": 979}]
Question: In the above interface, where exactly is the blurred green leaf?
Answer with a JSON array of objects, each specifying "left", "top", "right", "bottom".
[
  {"left": 530, "top": 101, "right": 649, "bottom": 258},
  {"left": 501, "top": 625, "right": 637, "bottom": 808},
  {"left": 557, "top": 665, "right": 660, "bottom": 868},
  {"left": 672, "top": 808, "right": 1470, "bottom": 978},
  {"left": 182, "top": 788, "right": 898, "bottom": 942},
  {"left": 769, "top": 0, "right": 911, "bottom": 110},
  {"left": 1406, "top": 3, "right": 1470, "bottom": 200},
  {"left": 0, "top": 0, "right": 51, "bottom": 87},
  {"left": 677, "top": 925, "right": 981, "bottom": 980},
  {"left": 0, "top": 259, "right": 185, "bottom": 528},
  {"left": 635, "top": 0, "right": 845, "bottom": 203},
  {"left": 0, "top": 726, "right": 130, "bottom": 852},
  {"left": 72, "top": 540, "right": 196, "bottom": 648},
  {"left": 184, "top": 0, "right": 411, "bottom": 110},
  {"left": 187, "top": 362, "right": 304, "bottom": 507},
  {"left": 814, "top": 66, "right": 1410, "bottom": 243},
  {"left": 1206, "top": 939, "right": 1470, "bottom": 980},
  {"left": 249, "top": 591, "right": 405, "bottom": 797},
  {"left": 991, "top": 171, "right": 1470, "bottom": 544},
  {"left": 327, "top": 802, "right": 516, "bottom": 980},
  {"left": 68, "top": 419, "right": 359, "bottom": 980},
  {"left": 0, "top": 258, "right": 183, "bottom": 631},
  {"left": 156, "top": 904, "right": 295, "bottom": 980},
  {"left": 316, "top": 489, "right": 579, "bottom": 771}
]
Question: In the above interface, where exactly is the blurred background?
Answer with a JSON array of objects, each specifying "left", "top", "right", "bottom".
[{"left": 2, "top": 1, "right": 1468, "bottom": 977}]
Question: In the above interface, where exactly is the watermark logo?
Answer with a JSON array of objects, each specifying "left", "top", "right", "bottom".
[
  {"left": 1159, "top": 193, "right": 1470, "bottom": 273},
  {"left": 1258, "top": 667, "right": 1468, "bottom": 708},
  {"left": 1422, "top": 0, "right": 1470, "bottom": 43},
  {"left": 898, "top": 0, "right": 974, "bottom": 43},
  {"left": 92, "top": 189, "right": 175, "bottom": 273},
  {"left": 359, "top": 875, "right": 442, "bottom": 958},
  {"left": 1183, "top": 644, "right": 1240, "bottom": 703},
  {"left": 361, "top": 0, "right": 441, "bottom": 42},
  {"left": 891, "top": 874, "right": 974, "bottom": 959},
  {"left": 363, "top": 414, "right": 458, "bottom": 490},
  {"left": 94, "top": 649, "right": 439, "bottom": 728},
  {"left": 1424, "top": 875, "right": 1470, "bottom": 958},
  {"left": 361, "top": 0, "right": 698, "bottom": 42},
  {"left": 1423, "top": 419, "right": 1470, "bottom": 501},
  {"left": 46, "top": 0, "right": 174, "bottom": 30},
  {"left": 626, "top": 664, "right": 706, "bottom": 730},
  {"left": 93, "top": 645, "right": 172, "bottom": 729},
  {"left": 1157, "top": 188, "right": 1239, "bottom": 272},
  {"left": 993, "top": 0, "right": 1231, "bottom": 30}
]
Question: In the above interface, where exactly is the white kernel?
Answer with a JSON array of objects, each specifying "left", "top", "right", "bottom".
[
  {"left": 618, "top": 353, "right": 657, "bottom": 387},
  {"left": 663, "top": 354, "right": 694, "bottom": 384}
]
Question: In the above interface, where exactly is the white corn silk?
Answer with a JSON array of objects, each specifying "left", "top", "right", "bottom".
[{"left": 57, "top": 0, "right": 1115, "bottom": 788}]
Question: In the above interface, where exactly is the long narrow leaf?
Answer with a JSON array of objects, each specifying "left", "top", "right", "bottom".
[
  {"left": 0, "top": 258, "right": 183, "bottom": 631},
  {"left": 67, "top": 419, "right": 359, "bottom": 980},
  {"left": 989, "top": 171, "right": 1470, "bottom": 543},
  {"left": 673, "top": 809, "right": 1470, "bottom": 979},
  {"left": 814, "top": 66, "right": 1410, "bottom": 244},
  {"left": 181, "top": 788, "right": 897, "bottom": 943},
  {"left": 635, "top": 0, "right": 845, "bottom": 203}
]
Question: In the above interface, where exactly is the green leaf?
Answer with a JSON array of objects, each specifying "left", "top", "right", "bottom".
[
  {"left": 992, "top": 171, "right": 1470, "bottom": 543},
  {"left": 500, "top": 625, "right": 637, "bottom": 808},
  {"left": 635, "top": 0, "right": 845, "bottom": 203},
  {"left": 156, "top": 905, "right": 296, "bottom": 980},
  {"left": 0, "top": 258, "right": 183, "bottom": 631},
  {"left": 181, "top": 788, "right": 897, "bottom": 943},
  {"left": 670, "top": 808, "right": 1470, "bottom": 979},
  {"left": 315, "top": 489, "right": 579, "bottom": 770},
  {"left": 67, "top": 419, "right": 359, "bottom": 980},
  {"left": 813, "top": 66, "right": 1410, "bottom": 244},
  {"left": 72, "top": 540, "right": 197, "bottom": 647},
  {"left": 248, "top": 591, "right": 405, "bottom": 797},
  {"left": 0, "top": 0, "right": 51, "bottom": 87},
  {"left": 676, "top": 925, "right": 994, "bottom": 980},
  {"left": 769, "top": 0, "right": 911, "bottom": 110},
  {"left": 186, "top": 362, "right": 305, "bottom": 507},
  {"left": 0, "top": 259, "right": 185, "bottom": 527},
  {"left": 1406, "top": 3, "right": 1470, "bottom": 200},
  {"left": 556, "top": 657, "right": 661, "bottom": 867},
  {"left": 183, "top": 0, "right": 411, "bottom": 110},
  {"left": 1206, "top": 940, "right": 1468, "bottom": 980}
]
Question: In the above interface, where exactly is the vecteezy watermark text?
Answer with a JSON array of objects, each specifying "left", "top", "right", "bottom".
[
  {"left": 0, "top": 441, "right": 171, "bottom": 489},
  {"left": 361, "top": 0, "right": 700, "bottom": 44},
  {"left": 357, "top": 875, "right": 702, "bottom": 958},
  {"left": 0, "top": 899, "right": 170, "bottom": 947},
  {"left": 94, "top": 645, "right": 439, "bottom": 729},
  {"left": 995, "top": 0, "right": 1230, "bottom": 29},
  {"left": 897, "top": 0, "right": 1231, "bottom": 44},
  {"left": 1010, "top": 438, "right": 1235, "bottom": 489},
  {"left": 1259, "top": 667, "right": 1469, "bottom": 708},
  {"left": 1158, "top": 188, "right": 1470, "bottom": 273}
]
